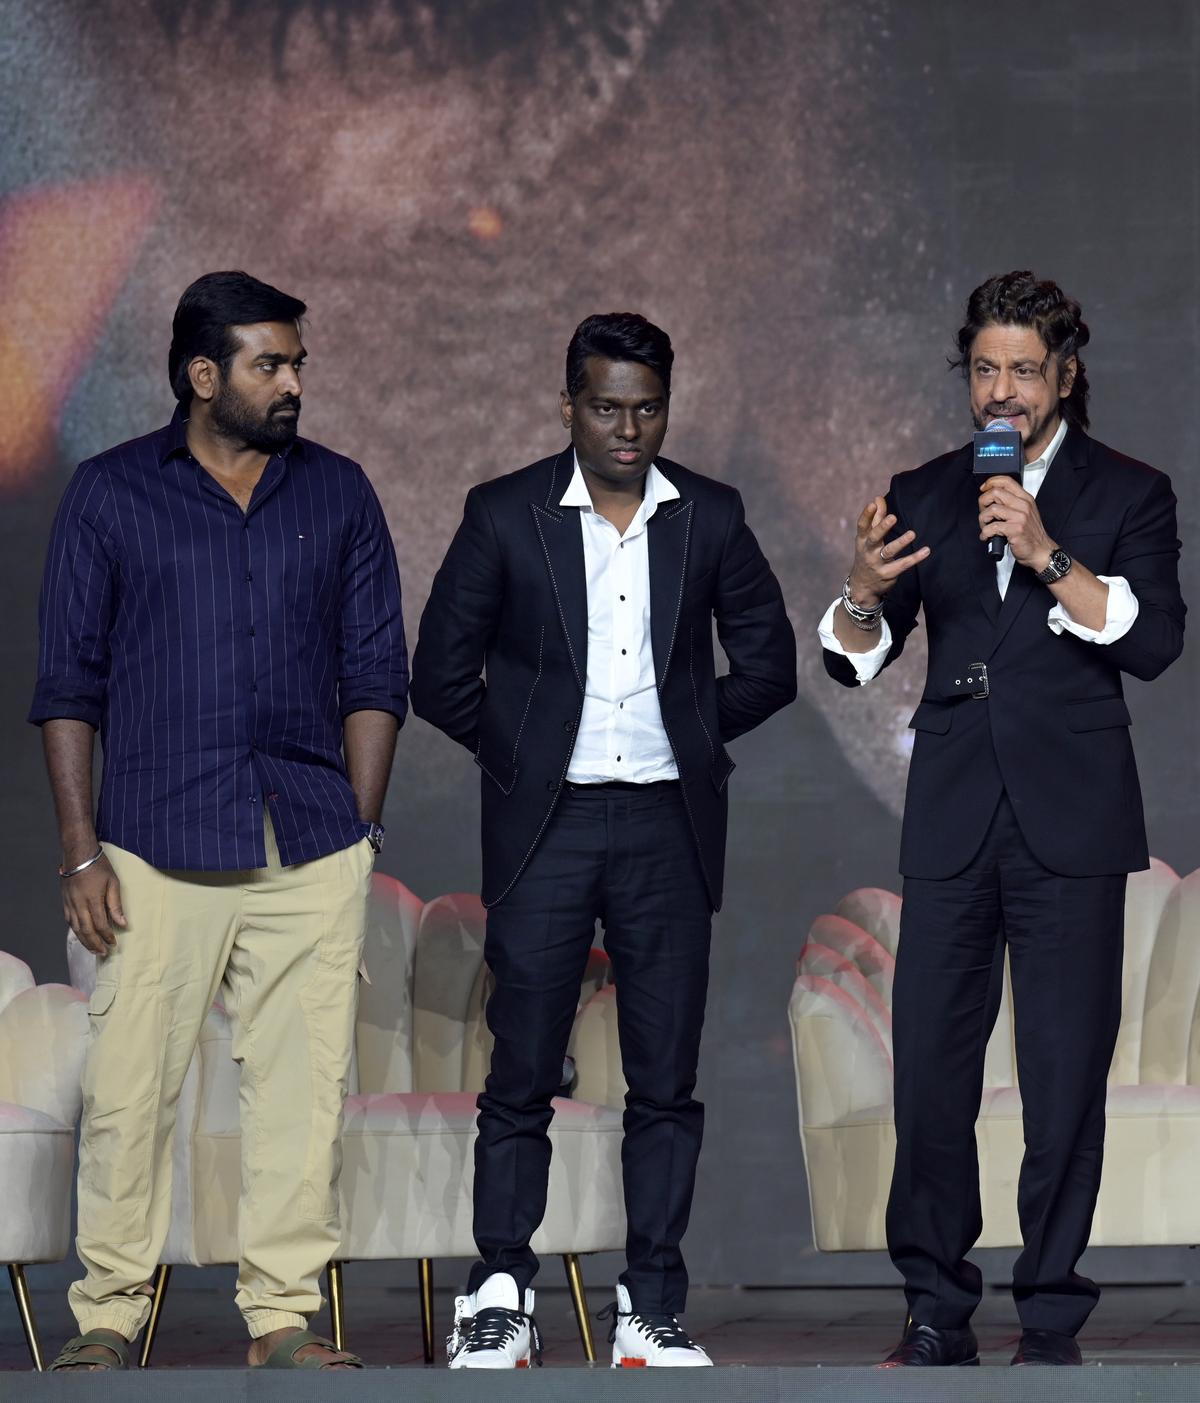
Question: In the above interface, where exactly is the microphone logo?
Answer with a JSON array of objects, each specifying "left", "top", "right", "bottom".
[{"left": 971, "top": 418, "right": 1023, "bottom": 562}]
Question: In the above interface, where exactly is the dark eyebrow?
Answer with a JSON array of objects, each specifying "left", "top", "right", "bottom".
[{"left": 255, "top": 350, "right": 307, "bottom": 365}]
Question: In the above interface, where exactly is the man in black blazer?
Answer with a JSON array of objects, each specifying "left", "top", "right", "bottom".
[
  {"left": 413, "top": 313, "right": 795, "bottom": 1368},
  {"left": 822, "top": 272, "right": 1185, "bottom": 1368}
]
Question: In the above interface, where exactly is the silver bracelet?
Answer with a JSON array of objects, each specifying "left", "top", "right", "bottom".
[
  {"left": 59, "top": 849, "right": 104, "bottom": 879},
  {"left": 841, "top": 576, "right": 884, "bottom": 622},
  {"left": 847, "top": 610, "right": 882, "bottom": 632}
]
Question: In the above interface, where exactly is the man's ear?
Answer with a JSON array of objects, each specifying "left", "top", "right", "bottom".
[
  {"left": 188, "top": 356, "right": 219, "bottom": 405},
  {"left": 1058, "top": 355, "right": 1077, "bottom": 399},
  {"left": 559, "top": 388, "right": 574, "bottom": 431}
]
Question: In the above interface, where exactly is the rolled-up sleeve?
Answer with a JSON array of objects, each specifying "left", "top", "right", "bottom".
[
  {"left": 28, "top": 465, "right": 117, "bottom": 729},
  {"left": 337, "top": 470, "right": 409, "bottom": 722}
]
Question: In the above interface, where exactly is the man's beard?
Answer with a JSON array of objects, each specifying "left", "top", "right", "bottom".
[{"left": 210, "top": 380, "right": 300, "bottom": 452}]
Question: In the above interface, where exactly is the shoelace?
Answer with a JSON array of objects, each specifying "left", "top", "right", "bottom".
[
  {"left": 459, "top": 1307, "right": 544, "bottom": 1365},
  {"left": 597, "top": 1302, "right": 696, "bottom": 1351}
]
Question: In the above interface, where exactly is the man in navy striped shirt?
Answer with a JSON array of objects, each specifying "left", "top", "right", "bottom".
[{"left": 31, "top": 271, "right": 407, "bottom": 1372}]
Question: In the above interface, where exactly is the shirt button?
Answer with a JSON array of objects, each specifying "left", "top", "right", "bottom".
[
  {"left": 619, "top": 702, "right": 624, "bottom": 709},
  {"left": 617, "top": 755, "right": 622, "bottom": 762},
  {"left": 246, "top": 571, "right": 253, "bottom": 582},
  {"left": 621, "top": 648, "right": 627, "bottom": 655},
  {"left": 620, "top": 594, "right": 626, "bottom": 601}
]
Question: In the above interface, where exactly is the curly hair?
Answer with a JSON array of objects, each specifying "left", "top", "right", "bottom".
[{"left": 952, "top": 271, "right": 1090, "bottom": 431}]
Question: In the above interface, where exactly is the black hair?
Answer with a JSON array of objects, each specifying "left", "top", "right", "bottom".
[
  {"left": 168, "top": 271, "right": 307, "bottom": 405},
  {"left": 951, "top": 270, "right": 1090, "bottom": 430},
  {"left": 565, "top": 312, "right": 674, "bottom": 400}
]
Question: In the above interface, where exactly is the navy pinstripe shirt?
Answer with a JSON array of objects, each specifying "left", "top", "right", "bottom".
[{"left": 30, "top": 410, "right": 408, "bottom": 871}]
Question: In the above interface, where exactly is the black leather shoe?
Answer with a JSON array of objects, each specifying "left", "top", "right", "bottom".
[
  {"left": 878, "top": 1320, "right": 979, "bottom": 1367},
  {"left": 1010, "top": 1329, "right": 1082, "bottom": 1365}
]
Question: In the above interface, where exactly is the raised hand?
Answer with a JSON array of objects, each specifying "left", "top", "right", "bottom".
[{"left": 847, "top": 496, "right": 930, "bottom": 609}]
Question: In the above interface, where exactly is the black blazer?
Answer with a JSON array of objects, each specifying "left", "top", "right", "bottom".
[
  {"left": 412, "top": 448, "right": 797, "bottom": 909},
  {"left": 825, "top": 428, "right": 1185, "bottom": 879}
]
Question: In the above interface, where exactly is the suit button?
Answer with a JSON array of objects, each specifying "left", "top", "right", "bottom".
[
  {"left": 563, "top": 720, "right": 574, "bottom": 731},
  {"left": 546, "top": 780, "right": 559, "bottom": 792}
]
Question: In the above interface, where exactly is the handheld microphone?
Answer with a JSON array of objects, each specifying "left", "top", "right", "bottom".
[{"left": 972, "top": 418, "right": 1023, "bottom": 561}]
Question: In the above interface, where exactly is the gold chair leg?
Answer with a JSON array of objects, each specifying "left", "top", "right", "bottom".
[
  {"left": 326, "top": 1261, "right": 345, "bottom": 1352},
  {"left": 418, "top": 1258, "right": 435, "bottom": 1364},
  {"left": 8, "top": 1264, "right": 44, "bottom": 1371},
  {"left": 563, "top": 1253, "right": 596, "bottom": 1362},
  {"left": 139, "top": 1264, "right": 172, "bottom": 1368}
]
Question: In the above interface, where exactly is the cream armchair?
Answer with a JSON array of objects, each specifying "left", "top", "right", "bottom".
[
  {"left": 76, "top": 875, "right": 628, "bottom": 1365},
  {"left": 0, "top": 950, "right": 88, "bottom": 1369},
  {"left": 789, "top": 859, "right": 1200, "bottom": 1250}
]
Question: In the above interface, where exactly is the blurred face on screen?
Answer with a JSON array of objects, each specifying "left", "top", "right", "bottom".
[
  {"left": 12, "top": 0, "right": 935, "bottom": 814},
  {"left": 968, "top": 323, "right": 1076, "bottom": 461}
]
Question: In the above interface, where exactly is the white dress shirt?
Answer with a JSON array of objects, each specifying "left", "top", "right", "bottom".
[
  {"left": 562, "top": 455, "right": 681, "bottom": 783},
  {"left": 818, "top": 418, "right": 1140, "bottom": 683}
]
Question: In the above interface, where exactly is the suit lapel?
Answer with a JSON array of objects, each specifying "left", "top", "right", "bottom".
[
  {"left": 648, "top": 462, "right": 693, "bottom": 687},
  {"left": 991, "top": 426, "right": 1089, "bottom": 651},
  {"left": 954, "top": 446, "right": 1001, "bottom": 625},
  {"left": 530, "top": 448, "right": 588, "bottom": 692}
]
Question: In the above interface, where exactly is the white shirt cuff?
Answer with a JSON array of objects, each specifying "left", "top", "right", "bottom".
[
  {"left": 1047, "top": 575, "right": 1139, "bottom": 644},
  {"left": 818, "top": 597, "right": 893, "bottom": 684}
]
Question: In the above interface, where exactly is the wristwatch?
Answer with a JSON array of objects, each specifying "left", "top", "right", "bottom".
[
  {"left": 366, "top": 822, "right": 386, "bottom": 854},
  {"left": 1036, "top": 547, "right": 1073, "bottom": 585}
]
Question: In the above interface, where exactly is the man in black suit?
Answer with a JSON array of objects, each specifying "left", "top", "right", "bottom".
[
  {"left": 413, "top": 313, "right": 795, "bottom": 1368},
  {"left": 822, "top": 271, "right": 1185, "bottom": 1368}
]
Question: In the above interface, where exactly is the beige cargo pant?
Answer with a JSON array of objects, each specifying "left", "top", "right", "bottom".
[{"left": 69, "top": 818, "right": 373, "bottom": 1340}]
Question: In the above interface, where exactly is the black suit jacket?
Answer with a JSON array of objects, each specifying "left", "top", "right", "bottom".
[
  {"left": 412, "top": 448, "right": 797, "bottom": 908},
  {"left": 825, "top": 428, "right": 1185, "bottom": 879}
]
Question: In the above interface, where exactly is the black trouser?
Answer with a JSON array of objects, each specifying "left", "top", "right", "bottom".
[
  {"left": 469, "top": 780, "right": 712, "bottom": 1313},
  {"left": 887, "top": 793, "right": 1125, "bottom": 1337}
]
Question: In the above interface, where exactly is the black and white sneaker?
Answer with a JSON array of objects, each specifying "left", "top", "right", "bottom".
[
  {"left": 598, "top": 1284, "right": 713, "bottom": 1367},
  {"left": 447, "top": 1271, "right": 542, "bottom": 1369}
]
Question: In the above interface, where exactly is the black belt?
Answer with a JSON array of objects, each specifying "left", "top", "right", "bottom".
[
  {"left": 564, "top": 779, "right": 680, "bottom": 797},
  {"left": 942, "top": 662, "right": 989, "bottom": 700}
]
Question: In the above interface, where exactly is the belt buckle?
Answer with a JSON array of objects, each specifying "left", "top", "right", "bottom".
[{"left": 968, "top": 662, "right": 988, "bottom": 699}]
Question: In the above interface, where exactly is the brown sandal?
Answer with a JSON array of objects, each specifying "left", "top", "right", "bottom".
[
  {"left": 255, "top": 1328, "right": 364, "bottom": 1369},
  {"left": 49, "top": 1331, "right": 132, "bottom": 1370}
]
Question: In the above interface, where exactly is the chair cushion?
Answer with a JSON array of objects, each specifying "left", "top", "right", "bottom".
[
  {"left": 0, "top": 1102, "right": 72, "bottom": 1134},
  {"left": 0, "top": 951, "right": 35, "bottom": 1015},
  {"left": 0, "top": 1100, "right": 75, "bottom": 1261},
  {"left": 187, "top": 1091, "right": 626, "bottom": 1265}
]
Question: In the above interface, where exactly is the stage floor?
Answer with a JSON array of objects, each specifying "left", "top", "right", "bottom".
[{"left": 5, "top": 1277, "right": 1200, "bottom": 1397}]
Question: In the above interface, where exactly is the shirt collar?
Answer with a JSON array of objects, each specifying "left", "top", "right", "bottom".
[
  {"left": 159, "top": 406, "right": 192, "bottom": 464},
  {"left": 560, "top": 452, "right": 680, "bottom": 517},
  {"left": 157, "top": 405, "right": 301, "bottom": 466},
  {"left": 1024, "top": 415, "right": 1069, "bottom": 476}
]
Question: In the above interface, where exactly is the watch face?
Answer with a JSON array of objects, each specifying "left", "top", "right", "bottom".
[{"left": 1051, "top": 549, "right": 1072, "bottom": 573}]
